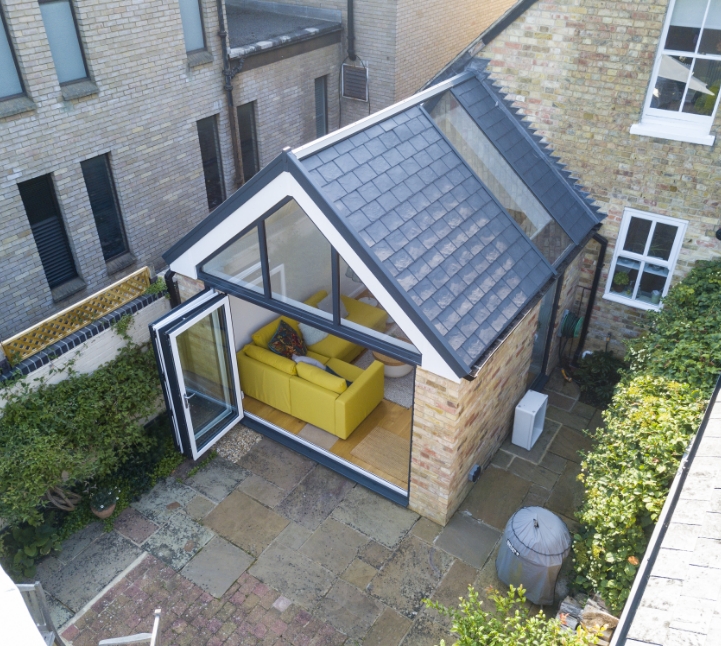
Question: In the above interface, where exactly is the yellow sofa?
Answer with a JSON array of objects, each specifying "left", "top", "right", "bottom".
[{"left": 236, "top": 291, "right": 387, "bottom": 439}]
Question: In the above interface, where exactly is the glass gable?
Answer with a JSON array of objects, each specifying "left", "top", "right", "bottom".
[
  {"left": 202, "top": 226, "right": 264, "bottom": 294},
  {"left": 427, "top": 91, "right": 572, "bottom": 266}
]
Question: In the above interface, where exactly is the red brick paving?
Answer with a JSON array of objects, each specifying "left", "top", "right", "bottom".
[{"left": 62, "top": 555, "right": 347, "bottom": 646}]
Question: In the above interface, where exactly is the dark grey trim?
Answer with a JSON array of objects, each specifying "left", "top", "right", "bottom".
[
  {"left": 257, "top": 219, "right": 271, "bottom": 299},
  {"left": 239, "top": 29, "right": 341, "bottom": 72},
  {"left": 105, "top": 252, "right": 136, "bottom": 275},
  {"left": 331, "top": 248, "right": 340, "bottom": 326},
  {"left": 1, "top": 289, "right": 166, "bottom": 383},
  {"left": 60, "top": 79, "right": 98, "bottom": 101},
  {"left": 51, "top": 277, "right": 86, "bottom": 302},
  {"left": 162, "top": 152, "right": 286, "bottom": 265},
  {"left": 573, "top": 232, "right": 608, "bottom": 362},
  {"left": 242, "top": 414, "right": 409, "bottom": 506}
]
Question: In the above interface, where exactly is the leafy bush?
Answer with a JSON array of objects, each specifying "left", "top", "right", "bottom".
[
  {"left": 0, "top": 343, "right": 162, "bottom": 529},
  {"left": 574, "top": 351, "right": 627, "bottom": 409},
  {"left": 424, "top": 586, "right": 600, "bottom": 646},
  {"left": 573, "top": 259, "right": 721, "bottom": 612}
]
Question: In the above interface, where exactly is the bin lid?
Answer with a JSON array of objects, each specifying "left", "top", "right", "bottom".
[{"left": 504, "top": 506, "right": 571, "bottom": 567}]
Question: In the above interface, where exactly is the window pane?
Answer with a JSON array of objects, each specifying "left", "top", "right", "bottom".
[
  {"left": 315, "top": 76, "right": 328, "bottom": 138},
  {"left": 0, "top": 13, "right": 22, "bottom": 98},
  {"left": 652, "top": 55, "right": 693, "bottom": 111},
  {"left": 648, "top": 222, "right": 678, "bottom": 260},
  {"left": 39, "top": 1, "right": 87, "bottom": 83},
  {"left": 202, "top": 227, "right": 264, "bottom": 293},
  {"left": 427, "top": 91, "right": 572, "bottom": 265},
  {"left": 178, "top": 0, "right": 205, "bottom": 52},
  {"left": 681, "top": 58, "right": 721, "bottom": 114},
  {"left": 197, "top": 116, "right": 225, "bottom": 211},
  {"left": 623, "top": 217, "right": 652, "bottom": 254},
  {"left": 699, "top": 0, "right": 721, "bottom": 53},
  {"left": 665, "top": 0, "right": 707, "bottom": 52},
  {"left": 18, "top": 175, "right": 78, "bottom": 288},
  {"left": 610, "top": 257, "right": 640, "bottom": 297},
  {"left": 237, "top": 102, "right": 259, "bottom": 182},
  {"left": 264, "top": 199, "right": 332, "bottom": 318},
  {"left": 637, "top": 263, "right": 669, "bottom": 304}
]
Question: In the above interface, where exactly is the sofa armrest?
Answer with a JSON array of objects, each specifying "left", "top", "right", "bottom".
[
  {"left": 334, "top": 361, "right": 385, "bottom": 440},
  {"left": 341, "top": 296, "right": 388, "bottom": 332}
]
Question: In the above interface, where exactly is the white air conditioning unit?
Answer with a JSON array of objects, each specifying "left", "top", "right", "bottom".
[
  {"left": 512, "top": 390, "right": 548, "bottom": 451},
  {"left": 342, "top": 63, "right": 369, "bottom": 102}
]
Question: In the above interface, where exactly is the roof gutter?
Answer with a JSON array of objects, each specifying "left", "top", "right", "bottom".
[{"left": 611, "top": 373, "right": 721, "bottom": 645}]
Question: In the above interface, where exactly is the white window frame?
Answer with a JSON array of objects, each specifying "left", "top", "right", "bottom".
[
  {"left": 631, "top": 0, "right": 721, "bottom": 146},
  {"left": 603, "top": 208, "right": 687, "bottom": 311}
]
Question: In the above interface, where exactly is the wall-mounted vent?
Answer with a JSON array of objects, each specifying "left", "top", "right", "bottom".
[{"left": 342, "top": 64, "right": 368, "bottom": 102}]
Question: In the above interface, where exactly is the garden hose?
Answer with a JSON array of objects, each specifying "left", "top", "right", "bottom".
[{"left": 558, "top": 311, "right": 584, "bottom": 367}]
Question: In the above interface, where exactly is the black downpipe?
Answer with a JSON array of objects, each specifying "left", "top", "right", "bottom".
[
  {"left": 164, "top": 270, "right": 181, "bottom": 308},
  {"left": 347, "top": 0, "right": 356, "bottom": 61},
  {"left": 573, "top": 232, "right": 607, "bottom": 361}
]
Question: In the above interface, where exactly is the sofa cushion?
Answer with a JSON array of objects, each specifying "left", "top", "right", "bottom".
[
  {"left": 244, "top": 344, "right": 297, "bottom": 375},
  {"left": 318, "top": 294, "right": 348, "bottom": 318},
  {"left": 298, "top": 322, "right": 328, "bottom": 346},
  {"left": 326, "top": 357, "right": 364, "bottom": 383},
  {"left": 293, "top": 354, "right": 326, "bottom": 369},
  {"left": 296, "top": 362, "right": 347, "bottom": 394},
  {"left": 252, "top": 316, "right": 301, "bottom": 349},
  {"left": 268, "top": 320, "right": 307, "bottom": 358}
]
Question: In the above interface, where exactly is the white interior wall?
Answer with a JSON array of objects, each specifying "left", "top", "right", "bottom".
[{"left": 229, "top": 296, "right": 279, "bottom": 351}]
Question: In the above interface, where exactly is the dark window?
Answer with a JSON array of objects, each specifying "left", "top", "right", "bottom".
[
  {"left": 196, "top": 115, "right": 225, "bottom": 210},
  {"left": 38, "top": 0, "right": 89, "bottom": 84},
  {"left": 315, "top": 75, "right": 328, "bottom": 138},
  {"left": 0, "top": 7, "right": 24, "bottom": 99},
  {"left": 237, "top": 102, "right": 259, "bottom": 183},
  {"left": 18, "top": 175, "right": 78, "bottom": 289},
  {"left": 80, "top": 155, "right": 129, "bottom": 262}
]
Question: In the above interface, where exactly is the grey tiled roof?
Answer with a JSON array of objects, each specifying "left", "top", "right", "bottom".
[
  {"left": 301, "top": 105, "right": 553, "bottom": 372},
  {"left": 452, "top": 74, "right": 601, "bottom": 244}
]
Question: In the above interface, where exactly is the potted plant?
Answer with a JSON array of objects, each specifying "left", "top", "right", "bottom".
[
  {"left": 611, "top": 271, "right": 630, "bottom": 293},
  {"left": 90, "top": 487, "right": 118, "bottom": 519}
]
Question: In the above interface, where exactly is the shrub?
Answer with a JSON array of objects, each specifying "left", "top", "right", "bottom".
[
  {"left": 424, "top": 585, "right": 600, "bottom": 646},
  {"left": 573, "top": 351, "right": 627, "bottom": 409}
]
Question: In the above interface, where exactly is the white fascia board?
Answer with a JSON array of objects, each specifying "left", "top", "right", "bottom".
[{"left": 167, "top": 171, "right": 460, "bottom": 382}]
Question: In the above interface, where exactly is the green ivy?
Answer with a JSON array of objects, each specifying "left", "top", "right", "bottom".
[
  {"left": 574, "top": 351, "right": 627, "bottom": 409},
  {"left": 573, "top": 258, "right": 721, "bottom": 612}
]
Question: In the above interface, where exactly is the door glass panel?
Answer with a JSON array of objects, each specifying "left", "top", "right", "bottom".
[
  {"left": 202, "top": 227, "right": 264, "bottom": 293},
  {"left": 637, "top": 264, "right": 669, "bottom": 304},
  {"left": 623, "top": 217, "right": 652, "bottom": 254},
  {"left": 175, "top": 306, "right": 237, "bottom": 448},
  {"left": 648, "top": 222, "right": 678, "bottom": 260}
]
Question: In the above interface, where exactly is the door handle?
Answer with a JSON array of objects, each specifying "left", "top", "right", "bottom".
[{"left": 182, "top": 392, "right": 195, "bottom": 408}]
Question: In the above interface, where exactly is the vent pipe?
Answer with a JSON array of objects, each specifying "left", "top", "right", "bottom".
[{"left": 347, "top": 0, "right": 356, "bottom": 61}]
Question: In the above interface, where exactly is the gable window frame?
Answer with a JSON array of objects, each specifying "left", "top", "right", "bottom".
[
  {"left": 631, "top": 0, "right": 721, "bottom": 145},
  {"left": 603, "top": 208, "right": 687, "bottom": 311}
]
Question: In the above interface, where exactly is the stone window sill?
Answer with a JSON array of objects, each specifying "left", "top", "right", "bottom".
[
  {"left": 630, "top": 121, "right": 715, "bottom": 146},
  {"left": 61, "top": 79, "right": 98, "bottom": 101},
  {"left": 188, "top": 49, "right": 214, "bottom": 68},
  {"left": 602, "top": 291, "right": 662, "bottom": 312},
  {"left": 105, "top": 252, "right": 136, "bottom": 275},
  {"left": 0, "top": 96, "right": 35, "bottom": 119},
  {"left": 51, "top": 277, "right": 87, "bottom": 303}
]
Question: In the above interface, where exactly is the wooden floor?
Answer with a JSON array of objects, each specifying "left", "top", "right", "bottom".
[{"left": 243, "top": 396, "right": 412, "bottom": 489}]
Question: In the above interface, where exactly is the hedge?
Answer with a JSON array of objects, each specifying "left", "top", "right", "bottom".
[{"left": 573, "top": 259, "right": 721, "bottom": 612}]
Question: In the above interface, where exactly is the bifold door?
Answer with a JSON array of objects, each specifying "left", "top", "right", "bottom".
[{"left": 150, "top": 290, "right": 243, "bottom": 459}]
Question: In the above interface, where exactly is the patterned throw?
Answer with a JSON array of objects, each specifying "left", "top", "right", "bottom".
[{"left": 268, "top": 320, "right": 307, "bottom": 358}]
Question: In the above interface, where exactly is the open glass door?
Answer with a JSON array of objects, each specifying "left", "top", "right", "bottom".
[{"left": 150, "top": 290, "right": 243, "bottom": 459}]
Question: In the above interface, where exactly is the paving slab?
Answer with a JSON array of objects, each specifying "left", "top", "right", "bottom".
[
  {"left": 238, "top": 473, "right": 288, "bottom": 507},
  {"left": 410, "top": 517, "right": 443, "bottom": 544},
  {"left": 587, "top": 408, "right": 605, "bottom": 435},
  {"left": 544, "top": 371, "right": 580, "bottom": 399},
  {"left": 183, "top": 456, "right": 249, "bottom": 502},
  {"left": 369, "top": 535, "right": 453, "bottom": 618},
  {"left": 545, "top": 390, "right": 576, "bottom": 411},
  {"left": 41, "top": 531, "right": 142, "bottom": 612},
  {"left": 459, "top": 466, "right": 531, "bottom": 531},
  {"left": 400, "top": 614, "right": 452, "bottom": 645},
  {"left": 299, "top": 518, "right": 368, "bottom": 574},
  {"left": 277, "top": 465, "right": 355, "bottom": 530},
  {"left": 539, "top": 451, "right": 568, "bottom": 475},
  {"left": 500, "top": 417, "right": 561, "bottom": 464},
  {"left": 131, "top": 477, "right": 197, "bottom": 525},
  {"left": 435, "top": 514, "right": 500, "bottom": 569},
  {"left": 239, "top": 437, "right": 315, "bottom": 490},
  {"left": 113, "top": 507, "right": 159, "bottom": 545},
  {"left": 331, "top": 486, "right": 418, "bottom": 548},
  {"left": 313, "top": 579, "right": 384, "bottom": 639},
  {"left": 523, "top": 484, "right": 552, "bottom": 508},
  {"left": 56, "top": 522, "right": 104, "bottom": 564},
  {"left": 341, "top": 558, "right": 378, "bottom": 589},
  {"left": 570, "top": 401, "right": 596, "bottom": 420},
  {"left": 358, "top": 540, "right": 393, "bottom": 569},
  {"left": 46, "top": 594, "right": 74, "bottom": 631},
  {"left": 423, "top": 559, "right": 478, "bottom": 628},
  {"left": 249, "top": 542, "right": 336, "bottom": 609},
  {"left": 205, "top": 489, "right": 289, "bottom": 556},
  {"left": 548, "top": 425, "right": 594, "bottom": 463},
  {"left": 508, "top": 457, "right": 560, "bottom": 490},
  {"left": 491, "top": 450, "right": 514, "bottom": 468},
  {"left": 180, "top": 536, "right": 254, "bottom": 598},
  {"left": 143, "top": 512, "right": 214, "bottom": 570},
  {"left": 545, "top": 461, "right": 585, "bottom": 520},
  {"left": 473, "top": 543, "right": 505, "bottom": 606},
  {"left": 363, "top": 607, "right": 412, "bottom": 646},
  {"left": 274, "top": 520, "right": 313, "bottom": 550},
  {"left": 545, "top": 407, "right": 589, "bottom": 432},
  {"left": 185, "top": 494, "right": 216, "bottom": 521}
]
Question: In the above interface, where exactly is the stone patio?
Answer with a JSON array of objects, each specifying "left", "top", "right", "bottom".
[{"left": 46, "top": 373, "right": 600, "bottom": 645}]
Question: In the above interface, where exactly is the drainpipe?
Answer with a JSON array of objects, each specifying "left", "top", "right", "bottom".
[
  {"left": 164, "top": 270, "right": 182, "bottom": 308},
  {"left": 573, "top": 232, "right": 608, "bottom": 361},
  {"left": 216, "top": 0, "right": 245, "bottom": 187},
  {"left": 347, "top": 0, "right": 356, "bottom": 61}
]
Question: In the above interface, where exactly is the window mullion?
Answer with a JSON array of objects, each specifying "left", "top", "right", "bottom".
[
  {"left": 331, "top": 248, "right": 340, "bottom": 326},
  {"left": 642, "top": 220, "right": 656, "bottom": 257},
  {"left": 257, "top": 223, "right": 271, "bottom": 299},
  {"left": 631, "top": 260, "right": 645, "bottom": 301}
]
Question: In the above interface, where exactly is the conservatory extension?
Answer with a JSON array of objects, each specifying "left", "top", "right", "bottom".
[{"left": 151, "top": 66, "right": 602, "bottom": 522}]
